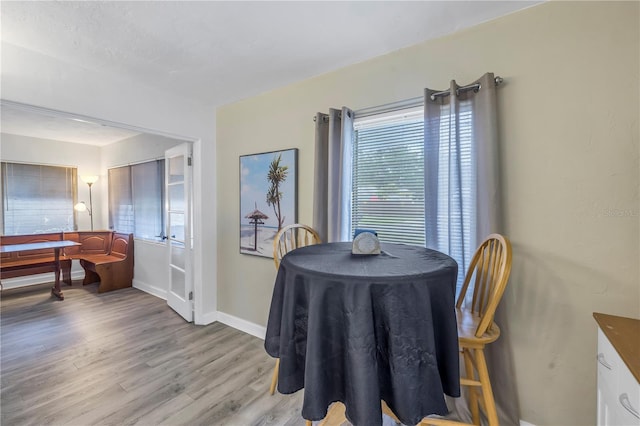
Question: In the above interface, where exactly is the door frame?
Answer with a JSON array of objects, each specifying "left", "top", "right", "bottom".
[
  {"left": 165, "top": 143, "right": 194, "bottom": 321},
  {"left": 0, "top": 100, "right": 206, "bottom": 323}
]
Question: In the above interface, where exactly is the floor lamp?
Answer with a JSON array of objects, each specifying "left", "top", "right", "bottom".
[{"left": 74, "top": 175, "right": 99, "bottom": 231}]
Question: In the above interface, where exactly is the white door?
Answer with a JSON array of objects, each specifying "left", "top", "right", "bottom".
[{"left": 165, "top": 143, "right": 193, "bottom": 321}]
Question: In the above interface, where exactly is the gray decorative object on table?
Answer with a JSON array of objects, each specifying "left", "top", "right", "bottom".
[{"left": 352, "top": 231, "right": 381, "bottom": 255}]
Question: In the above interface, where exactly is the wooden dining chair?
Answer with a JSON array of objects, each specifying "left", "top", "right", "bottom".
[
  {"left": 269, "top": 224, "right": 322, "bottom": 398},
  {"left": 272, "top": 223, "right": 322, "bottom": 270},
  {"left": 421, "top": 233, "right": 512, "bottom": 426}
]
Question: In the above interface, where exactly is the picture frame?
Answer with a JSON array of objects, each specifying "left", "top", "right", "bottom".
[{"left": 239, "top": 148, "right": 298, "bottom": 258}]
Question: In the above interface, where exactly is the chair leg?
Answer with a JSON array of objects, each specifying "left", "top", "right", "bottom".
[
  {"left": 306, "top": 421, "right": 312, "bottom": 426},
  {"left": 475, "top": 349, "right": 499, "bottom": 426},
  {"left": 269, "top": 358, "right": 280, "bottom": 395},
  {"left": 382, "top": 400, "right": 401, "bottom": 424},
  {"left": 319, "top": 402, "right": 346, "bottom": 426},
  {"left": 463, "top": 349, "right": 481, "bottom": 425},
  {"left": 420, "top": 418, "right": 478, "bottom": 426}
]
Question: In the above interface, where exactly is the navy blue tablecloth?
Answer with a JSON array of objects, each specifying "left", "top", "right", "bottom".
[{"left": 265, "top": 242, "right": 460, "bottom": 426}]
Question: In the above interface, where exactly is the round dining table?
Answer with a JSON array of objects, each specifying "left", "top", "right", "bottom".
[{"left": 265, "top": 241, "right": 460, "bottom": 426}]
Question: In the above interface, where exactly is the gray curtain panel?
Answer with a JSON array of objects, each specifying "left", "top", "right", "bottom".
[
  {"left": 424, "top": 72, "right": 519, "bottom": 425},
  {"left": 424, "top": 72, "right": 501, "bottom": 282},
  {"left": 312, "top": 107, "right": 353, "bottom": 242}
]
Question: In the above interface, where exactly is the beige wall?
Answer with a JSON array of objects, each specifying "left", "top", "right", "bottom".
[{"left": 216, "top": 2, "right": 639, "bottom": 424}]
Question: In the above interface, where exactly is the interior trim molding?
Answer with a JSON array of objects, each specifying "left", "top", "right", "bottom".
[
  {"left": 132, "top": 279, "right": 167, "bottom": 300},
  {"left": 216, "top": 311, "right": 266, "bottom": 340},
  {"left": 199, "top": 310, "right": 218, "bottom": 326}
]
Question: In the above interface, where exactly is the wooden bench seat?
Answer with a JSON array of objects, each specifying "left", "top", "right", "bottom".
[
  {"left": 64, "top": 231, "right": 134, "bottom": 293},
  {"left": 1, "top": 231, "right": 134, "bottom": 294}
]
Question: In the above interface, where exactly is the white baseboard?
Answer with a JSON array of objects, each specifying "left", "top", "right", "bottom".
[
  {"left": 520, "top": 421, "right": 536, "bottom": 426},
  {"left": 216, "top": 311, "right": 266, "bottom": 340},
  {"left": 198, "top": 310, "right": 218, "bottom": 325},
  {"left": 132, "top": 279, "right": 167, "bottom": 300},
  {"left": 2, "top": 275, "right": 169, "bottom": 302},
  {"left": 130, "top": 282, "right": 218, "bottom": 327},
  {"left": 133, "top": 281, "right": 216, "bottom": 327},
  {"left": 1, "top": 271, "right": 84, "bottom": 290}
]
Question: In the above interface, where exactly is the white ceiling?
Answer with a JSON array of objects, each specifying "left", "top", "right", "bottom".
[
  {"left": 0, "top": 1, "right": 541, "bottom": 145},
  {"left": 0, "top": 104, "right": 141, "bottom": 146}
]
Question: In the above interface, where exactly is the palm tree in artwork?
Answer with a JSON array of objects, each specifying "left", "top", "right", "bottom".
[{"left": 266, "top": 154, "right": 288, "bottom": 231}]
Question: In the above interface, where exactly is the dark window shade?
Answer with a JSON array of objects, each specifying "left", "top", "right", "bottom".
[
  {"left": 108, "top": 159, "right": 165, "bottom": 241},
  {"left": 1, "top": 162, "right": 77, "bottom": 235},
  {"left": 132, "top": 161, "right": 164, "bottom": 240},
  {"left": 108, "top": 166, "right": 133, "bottom": 234}
]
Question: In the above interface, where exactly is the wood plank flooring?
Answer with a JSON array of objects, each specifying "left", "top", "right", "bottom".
[{"left": 0, "top": 281, "right": 309, "bottom": 426}]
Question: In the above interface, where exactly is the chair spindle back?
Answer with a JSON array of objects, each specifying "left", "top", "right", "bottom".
[
  {"left": 273, "top": 224, "right": 321, "bottom": 270},
  {"left": 456, "top": 233, "right": 512, "bottom": 338}
]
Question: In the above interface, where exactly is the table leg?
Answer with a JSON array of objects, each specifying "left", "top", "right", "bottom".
[{"left": 51, "top": 248, "right": 64, "bottom": 300}]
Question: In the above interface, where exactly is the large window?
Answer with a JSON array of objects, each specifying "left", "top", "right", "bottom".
[
  {"left": 351, "top": 107, "right": 425, "bottom": 245},
  {"left": 1, "top": 162, "right": 77, "bottom": 235},
  {"left": 351, "top": 103, "right": 474, "bottom": 255},
  {"left": 108, "top": 159, "right": 165, "bottom": 242}
]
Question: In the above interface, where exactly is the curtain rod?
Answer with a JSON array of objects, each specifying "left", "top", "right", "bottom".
[
  {"left": 314, "top": 75, "right": 504, "bottom": 121},
  {"left": 430, "top": 76, "right": 503, "bottom": 101},
  {"left": 354, "top": 97, "right": 423, "bottom": 119}
]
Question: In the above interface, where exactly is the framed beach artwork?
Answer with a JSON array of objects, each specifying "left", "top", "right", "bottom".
[{"left": 239, "top": 148, "right": 298, "bottom": 258}]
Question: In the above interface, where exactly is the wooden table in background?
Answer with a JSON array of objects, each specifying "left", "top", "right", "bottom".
[{"left": 0, "top": 240, "right": 80, "bottom": 300}]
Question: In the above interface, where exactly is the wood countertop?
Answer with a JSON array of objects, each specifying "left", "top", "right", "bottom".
[{"left": 594, "top": 312, "right": 640, "bottom": 383}]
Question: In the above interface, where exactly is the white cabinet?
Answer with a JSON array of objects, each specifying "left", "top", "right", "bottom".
[{"left": 596, "top": 320, "right": 640, "bottom": 425}]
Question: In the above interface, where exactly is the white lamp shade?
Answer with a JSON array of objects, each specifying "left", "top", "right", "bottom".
[
  {"left": 74, "top": 202, "right": 88, "bottom": 212},
  {"left": 81, "top": 175, "right": 99, "bottom": 185}
]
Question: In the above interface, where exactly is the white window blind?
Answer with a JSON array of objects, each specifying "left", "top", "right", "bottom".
[
  {"left": 352, "top": 96, "right": 478, "bottom": 292},
  {"left": 1, "top": 162, "right": 77, "bottom": 235},
  {"left": 352, "top": 107, "right": 425, "bottom": 245},
  {"left": 108, "top": 160, "right": 165, "bottom": 241},
  {"left": 132, "top": 161, "right": 164, "bottom": 240},
  {"left": 108, "top": 166, "right": 133, "bottom": 234}
]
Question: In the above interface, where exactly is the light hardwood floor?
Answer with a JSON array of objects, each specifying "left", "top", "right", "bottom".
[{"left": 1, "top": 281, "right": 309, "bottom": 426}]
